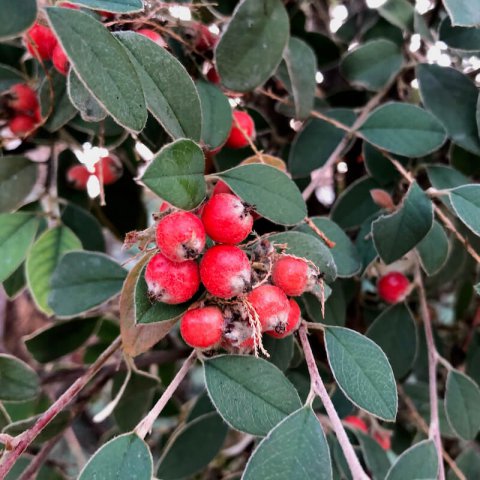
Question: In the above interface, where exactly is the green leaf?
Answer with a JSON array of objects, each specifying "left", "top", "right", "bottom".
[
  {"left": 325, "top": 327, "right": 398, "bottom": 420},
  {"left": 5, "top": 457, "right": 64, "bottom": 480},
  {"left": 445, "top": 370, "right": 480, "bottom": 440},
  {"left": 141, "top": 139, "right": 206, "bottom": 211},
  {"left": 385, "top": 440, "right": 438, "bottom": 480},
  {"left": 303, "top": 285, "right": 345, "bottom": 326},
  {"left": 39, "top": 70, "right": 77, "bottom": 132},
  {"left": 25, "top": 317, "right": 99, "bottom": 363},
  {"left": 363, "top": 143, "right": 405, "bottom": 186},
  {"left": 0, "top": 213, "right": 39, "bottom": 283},
  {"left": 0, "top": 156, "right": 38, "bottom": 213},
  {"left": 217, "top": 164, "right": 307, "bottom": 225},
  {"left": 215, "top": 0, "right": 289, "bottom": 92},
  {"left": 359, "top": 102, "right": 447, "bottom": 156},
  {"left": 426, "top": 164, "right": 470, "bottom": 190},
  {"left": 68, "top": 69, "right": 106, "bottom": 122},
  {"left": 266, "top": 231, "right": 337, "bottom": 283},
  {"left": 439, "top": 16, "right": 480, "bottom": 51},
  {"left": 283, "top": 37, "right": 316, "bottom": 119},
  {"left": 157, "top": 412, "right": 228, "bottom": 479},
  {"left": 48, "top": 251, "right": 127, "bottom": 317},
  {"left": 204, "top": 355, "right": 302, "bottom": 436},
  {"left": 367, "top": 303, "right": 417, "bottom": 379},
  {"left": 79, "top": 433, "right": 153, "bottom": 480},
  {"left": 0, "top": 64, "right": 26, "bottom": 91},
  {"left": 416, "top": 221, "right": 450, "bottom": 275},
  {"left": 2, "top": 264, "right": 26, "bottom": 299},
  {"left": 0, "top": 354, "right": 39, "bottom": 401},
  {"left": 449, "top": 185, "right": 480, "bottom": 236},
  {"left": 26, "top": 226, "right": 82, "bottom": 314},
  {"left": 447, "top": 448, "right": 480, "bottom": 480},
  {"left": 331, "top": 176, "right": 383, "bottom": 229},
  {"left": 417, "top": 64, "right": 480, "bottom": 154},
  {"left": 116, "top": 31, "right": 201, "bottom": 141},
  {"left": 354, "top": 431, "right": 391, "bottom": 480},
  {"left": 378, "top": 0, "right": 414, "bottom": 30},
  {"left": 340, "top": 39, "right": 403, "bottom": 91},
  {"left": 68, "top": 0, "right": 143, "bottom": 13},
  {"left": 197, "top": 81, "right": 232, "bottom": 150},
  {"left": 443, "top": 0, "right": 480, "bottom": 27},
  {"left": 243, "top": 407, "right": 332, "bottom": 480},
  {"left": 289, "top": 109, "right": 356, "bottom": 178},
  {"left": 46, "top": 7, "right": 147, "bottom": 132},
  {"left": 373, "top": 182, "right": 433, "bottom": 264},
  {"left": 263, "top": 335, "right": 294, "bottom": 371},
  {"left": 0, "top": 0, "right": 36, "bottom": 40},
  {"left": 296, "top": 217, "right": 361, "bottom": 278}
]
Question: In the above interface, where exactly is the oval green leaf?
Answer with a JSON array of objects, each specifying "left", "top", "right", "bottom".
[
  {"left": 215, "top": 0, "right": 289, "bottom": 92},
  {"left": 68, "top": 69, "right": 106, "bottom": 122},
  {"left": 416, "top": 221, "right": 450, "bottom": 275},
  {"left": 325, "top": 326, "right": 398, "bottom": 420},
  {"left": 68, "top": 0, "right": 143, "bottom": 13},
  {"left": 0, "top": 354, "right": 39, "bottom": 401},
  {"left": 385, "top": 440, "right": 438, "bottom": 480},
  {"left": 0, "top": 0, "right": 36, "bottom": 40},
  {"left": 443, "top": 0, "right": 480, "bottom": 27},
  {"left": 0, "top": 64, "right": 26, "bottom": 91},
  {"left": 243, "top": 407, "right": 332, "bottom": 480},
  {"left": 449, "top": 184, "right": 480, "bottom": 237},
  {"left": 439, "top": 16, "right": 480, "bottom": 51},
  {"left": 204, "top": 355, "right": 302, "bottom": 436},
  {"left": 48, "top": 251, "right": 127, "bottom": 317},
  {"left": 217, "top": 164, "right": 307, "bottom": 226},
  {"left": 46, "top": 7, "right": 147, "bottom": 132}
]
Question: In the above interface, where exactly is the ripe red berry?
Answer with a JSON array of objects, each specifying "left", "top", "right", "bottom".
[
  {"left": 24, "top": 23, "right": 58, "bottom": 60},
  {"left": 8, "top": 114, "right": 37, "bottom": 136},
  {"left": 59, "top": 2, "right": 80, "bottom": 8},
  {"left": 247, "top": 285, "right": 290, "bottom": 333},
  {"left": 344, "top": 416, "right": 368, "bottom": 433},
  {"left": 145, "top": 253, "right": 200, "bottom": 304},
  {"left": 272, "top": 256, "right": 317, "bottom": 297},
  {"left": 266, "top": 299, "right": 301, "bottom": 339},
  {"left": 67, "top": 164, "right": 90, "bottom": 190},
  {"left": 377, "top": 271, "right": 410, "bottom": 304},
  {"left": 156, "top": 211, "right": 206, "bottom": 262},
  {"left": 200, "top": 245, "right": 251, "bottom": 299},
  {"left": 52, "top": 44, "right": 69, "bottom": 75},
  {"left": 93, "top": 156, "right": 122, "bottom": 185},
  {"left": 193, "top": 23, "right": 218, "bottom": 51},
  {"left": 226, "top": 110, "right": 255, "bottom": 149},
  {"left": 137, "top": 29, "right": 167, "bottom": 47},
  {"left": 201, "top": 193, "right": 253, "bottom": 244},
  {"left": 374, "top": 431, "right": 391, "bottom": 450},
  {"left": 206, "top": 66, "right": 221, "bottom": 85},
  {"left": 8, "top": 84, "right": 38, "bottom": 114},
  {"left": 180, "top": 306, "right": 224, "bottom": 349},
  {"left": 212, "top": 180, "right": 232, "bottom": 196}
]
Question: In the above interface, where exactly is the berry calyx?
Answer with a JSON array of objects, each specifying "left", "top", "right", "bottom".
[
  {"left": 67, "top": 164, "right": 90, "bottom": 190},
  {"left": 201, "top": 193, "right": 253, "bottom": 244},
  {"left": 24, "top": 23, "right": 58, "bottom": 60},
  {"left": 247, "top": 285, "right": 290, "bottom": 333},
  {"left": 8, "top": 84, "right": 38, "bottom": 114},
  {"left": 52, "top": 44, "right": 69, "bottom": 75},
  {"left": 93, "top": 156, "right": 122, "bottom": 185},
  {"left": 266, "top": 298, "right": 301, "bottom": 338},
  {"left": 137, "top": 29, "right": 167, "bottom": 47},
  {"left": 226, "top": 110, "right": 255, "bottom": 149},
  {"left": 180, "top": 306, "right": 224, "bottom": 349},
  {"left": 344, "top": 416, "right": 368, "bottom": 433},
  {"left": 145, "top": 253, "right": 200, "bottom": 304},
  {"left": 272, "top": 256, "right": 317, "bottom": 297},
  {"left": 8, "top": 114, "right": 37, "bottom": 136},
  {"left": 377, "top": 271, "right": 410, "bottom": 304},
  {"left": 200, "top": 245, "right": 251, "bottom": 299},
  {"left": 156, "top": 211, "right": 206, "bottom": 262}
]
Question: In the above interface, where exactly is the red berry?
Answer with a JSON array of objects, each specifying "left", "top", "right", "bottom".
[
  {"left": 180, "top": 306, "right": 224, "bottom": 349},
  {"left": 52, "top": 43, "right": 69, "bottom": 75},
  {"left": 59, "top": 2, "right": 80, "bottom": 8},
  {"left": 374, "top": 431, "right": 391, "bottom": 450},
  {"left": 8, "top": 84, "right": 38, "bottom": 114},
  {"left": 67, "top": 164, "right": 90, "bottom": 190},
  {"left": 206, "top": 66, "right": 220, "bottom": 85},
  {"left": 272, "top": 256, "right": 317, "bottom": 297},
  {"left": 239, "top": 336, "right": 255, "bottom": 351},
  {"left": 201, "top": 193, "right": 253, "bottom": 244},
  {"left": 145, "top": 253, "right": 200, "bottom": 304},
  {"left": 156, "top": 211, "right": 206, "bottom": 262},
  {"left": 212, "top": 180, "right": 232, "bottom": 195},
  {"left": 200, "top": 245, "right": 251, "bottom": 299},
  {"left": 344, "top": 416, "right": 368, "bottom": 433},
  {"left": 24, "top": 23, "right": 58, "bottom": 60},
  {"left": 193, "top": 23, "right": 218, "bottom": 51},
  {"left": 137, "top": 29, "right": 167, "bottom": 48},
  {"left": 377, "top": 272, "right": 410, "bottom": 304},
  {"left": 8, "top": 114, "right": 37, "bottom": 136},
  {"left": 159, "top": 201, "right": 171, "bottom": 213},
  {"left": 266, "top": 299, "right": 301, "bottom": 338},
  {"left": 94, "top": 156, "right": 122, "bottom": 185},
  {"left": 226, "top": 110, "right": 255, "bottom": 149},
  {"left": 247, "top": 285, "right": 290, "bottom": 333}
]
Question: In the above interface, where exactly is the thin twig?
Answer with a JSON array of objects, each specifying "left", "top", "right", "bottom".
[
  {"left": 298, "top": 325, "right": 369, "bottom": 480},
  {"left": 135, "top": 350, "right": 197, "bottom": 439},
  {"left": 304, "top": 217, "right": 336, "bottom": 248}
]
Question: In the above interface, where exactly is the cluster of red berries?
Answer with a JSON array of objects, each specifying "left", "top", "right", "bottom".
[
  {"left": 142, "top": 183, "right": 323, "bottom": 354},
  {"left": 344, "top": 415, "right": 391, "bottom": 451},
  {"left": 67, "top": 155, "right": 122, "bottom": 190},
  {"left": 377, "top": 271, "right": 410, "bottom": 304},
  {"left": 1, "top": 83, "right": 41, "bottom": 136}
]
